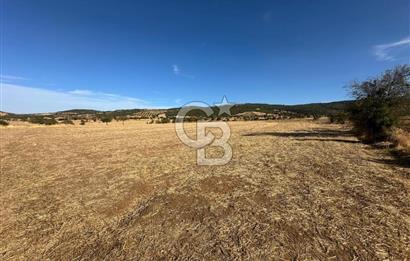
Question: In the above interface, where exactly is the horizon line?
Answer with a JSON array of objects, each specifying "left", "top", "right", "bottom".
[{"left": 1, "top": 99, "right": 353, "bottom": 115}]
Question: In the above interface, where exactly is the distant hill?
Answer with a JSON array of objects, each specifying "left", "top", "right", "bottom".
[
  {"left": 55, "top": 108, "right": 145, "bottom": 117},
  {"left": 165, "top": 100, "right": 354, "bottom": 118},
  {"left": 3, "top": 99, "right": 410, "bottom": 125},
  {"left": 231, "top": 101, "right": 353, "bottom": 116},
  {"left": 56, "top": 109, "right": 101, "bottom": 115},
  {"left": 1, "top": 100, "right": 355, "bottom": 120},
  {"left": 7, "top": 99, "right": 410, "bottom": 121}
]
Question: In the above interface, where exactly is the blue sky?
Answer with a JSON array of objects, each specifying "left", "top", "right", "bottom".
[{"left": 1, "top": 0, "right": 409, "bottom": 113}]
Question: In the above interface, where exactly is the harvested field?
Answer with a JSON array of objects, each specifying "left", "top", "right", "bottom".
[{"left": 1, "top": 120, "right": 409, "bottom": 260}]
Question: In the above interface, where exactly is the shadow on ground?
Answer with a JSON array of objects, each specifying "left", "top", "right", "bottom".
[
  {"left": 243, "top": 128, "right": 410, "bottom": 168},
  {"left": 243, "top": 128, "right": 358, "bottom": 144},
  {"left": 369, "top": 149, "right": 410, "bottom": 169},
  {"left": 243, "top": 128, "right": 353, "bottom": 138},
  {"left": 294, "top": 138, "right": 359, "bottom": 144}
]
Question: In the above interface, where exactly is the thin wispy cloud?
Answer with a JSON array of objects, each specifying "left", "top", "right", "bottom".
[
  {"left": 0, "top": 74, "right": 28, "bottom": 81},
  {"left": 68, "top": 89, "right": 94, "bottom": 96},
  {"left": 171, "top": 64, "right": 195, "bottom": 78},
  {"left": 373, "top": 36, "right": 410, "bottom": 61},
  {"left": 1, "top": 84, "right": 151, "bottom": 113}
]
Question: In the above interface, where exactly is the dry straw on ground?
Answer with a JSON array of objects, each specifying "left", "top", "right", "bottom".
[
  {"left": 392, "top": 128, "right": 410, "bottom": 152},
  {"left": 1, "top": 120, "right": 409, "bottom": 260}
]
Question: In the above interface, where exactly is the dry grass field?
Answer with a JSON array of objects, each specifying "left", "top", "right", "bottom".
[{"left": 1, "top": 120, "right": 409, "bottom": 260}]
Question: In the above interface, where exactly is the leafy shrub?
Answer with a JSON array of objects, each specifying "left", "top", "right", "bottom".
[
  {"left": 80, "top": 119, "right": 86, "bottom": 125},
  {"left": 348, "top": 65, "right": 410, "bottom": 143},
  {"left": 349, "top": 99, "right": 396, "bottom": 142},
  {"left": 329, "top": 112, "right": 348, "bottom": 124},
  {"left": 0, "top": 119, "right": 9, "bottom": 126},
  {"left": 29, "top": 117, "right": 58, "bottom": 125},
  {"left": 61, "top": 119, "right": 74, "bottom": 125},
  {"left": 100, "top": 116, "right": 113, "bottom": 125}
]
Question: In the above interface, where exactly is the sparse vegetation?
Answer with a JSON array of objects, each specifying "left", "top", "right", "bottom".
[
  {"left": 29, "top": 116, "right": 58, "bottom": 125},
  {"left": 115, "top": 115, "right": 128, "bottom": 125}
]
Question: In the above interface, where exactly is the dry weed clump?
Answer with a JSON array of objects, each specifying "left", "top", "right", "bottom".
[{"left": 391, "top": 128, "right": 410, "bottom": 152}]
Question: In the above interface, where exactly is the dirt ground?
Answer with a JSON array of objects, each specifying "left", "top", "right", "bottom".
[{"left": 1, "top": 120, "right": 409, "bottom": 260}]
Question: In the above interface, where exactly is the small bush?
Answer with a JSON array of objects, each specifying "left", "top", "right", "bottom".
[
  {"left": 61, "top": 119, "right": 74, "bottom": 125},
  {"left": 0, "top": 119, "right": 9, "bottom": 126},
  {"left": 155, "top": 117, "right": 170, "bottom": 124},
  {"left": 29, "top": 117, "right": 58, "bottom": 125},
  {"left": 80, "top": 119, "right": 86, "bottom": 125},
  {"left": 329, "top": 112, "right": 348, "bottom": 124},
  {"left": 349, "top": 100, "right": 396, "bottom": 142},
  {"left": 100, "top": 116, "right": 113, "bottom": 125}
]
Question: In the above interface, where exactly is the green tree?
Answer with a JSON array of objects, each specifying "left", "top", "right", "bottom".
[
  {"left": 349, "top": 65, "right": 410, "bottom": 143},
  {"left": 101, "top": 116, "right": 113, "bottom": 125}
]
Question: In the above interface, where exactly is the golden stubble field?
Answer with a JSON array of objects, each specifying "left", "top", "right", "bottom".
[{"left": 1, "top": 119, "right": 409, "bottom": 260}]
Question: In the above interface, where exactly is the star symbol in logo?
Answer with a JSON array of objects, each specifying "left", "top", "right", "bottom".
[{"left": 214, "top": 96, "right": 234, "bottom": 116}]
